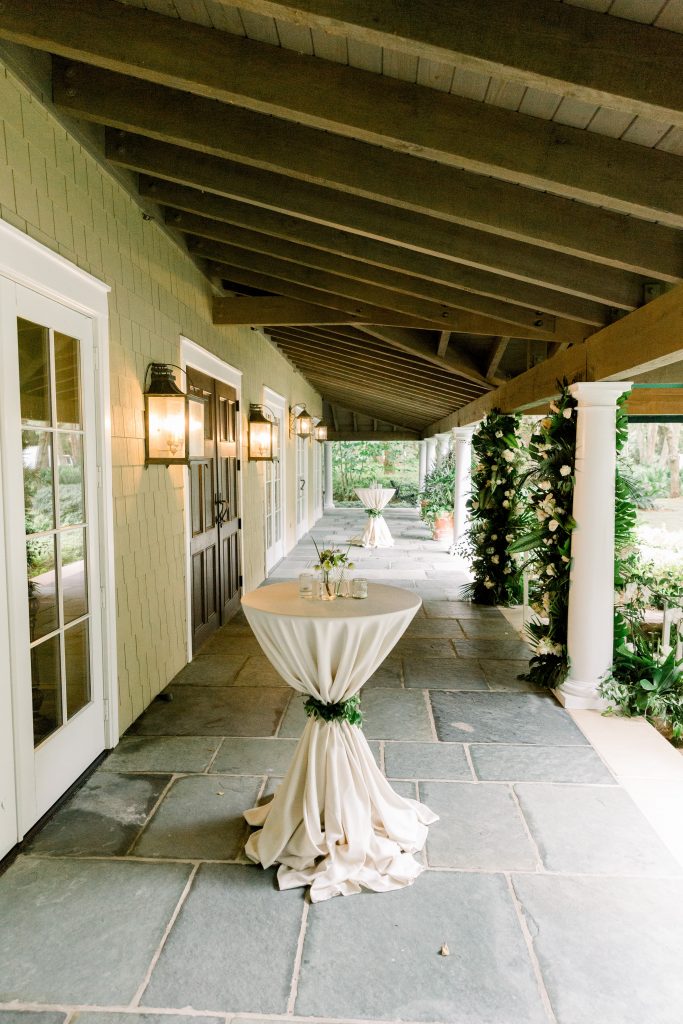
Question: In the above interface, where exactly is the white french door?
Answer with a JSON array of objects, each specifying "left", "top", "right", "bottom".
[
  {"left": 0, "top": 282, "right": 106, "bottom": 842},
  {"left": 264, "top": 390, "right": 285, "bottom": 572},
  {"left": 296, "top": 434, "right": 308, "bottom": 539}
]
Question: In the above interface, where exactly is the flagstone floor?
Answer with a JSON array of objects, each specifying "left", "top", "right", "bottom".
[{"left": 2, "top": 508, "right": 683, "bottom": 1024}]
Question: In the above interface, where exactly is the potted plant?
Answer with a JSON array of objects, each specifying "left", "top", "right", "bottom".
[{"left": 419, "top": 450, "right": 456, "bottom": 541}]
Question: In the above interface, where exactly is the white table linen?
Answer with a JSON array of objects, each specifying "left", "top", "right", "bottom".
[
  {"left": 241, "top": 582, "right": 438, "bottom": 902},
  {"left": 354, "top": 486, "right": 395, "bottom": 548}
]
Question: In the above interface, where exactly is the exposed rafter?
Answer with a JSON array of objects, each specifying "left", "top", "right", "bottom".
[
  {"left": 52, "top": 65, "right": 683, "bottom": 275},
  {"left": 4, "top": 0, "right": 681, "bottom": 220},
  {"left": 233, "top": 0, "right": 683, "bottom": 127}
]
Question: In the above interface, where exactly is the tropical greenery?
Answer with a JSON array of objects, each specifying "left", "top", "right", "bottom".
[
  {"left": 509, "top": 382, "right": 578, "bottom": 688},
  {"left": 333, "top": 441, "right": 419, "bottom": 505},
  {"left": 418, "top": 448, "right": 456, "bottom": 527},
  {"left": 460, "top": 410, "right": 529, "bottom": 606}
]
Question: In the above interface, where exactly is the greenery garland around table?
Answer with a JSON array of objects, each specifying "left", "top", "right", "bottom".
[
  {"left": 460, "top": 410, "right": 530, "bottom": 606},
  {"left": 304, "top": 694, "right": 363, "bottom": 727},
  {"left": 509, "top": 381, "right": 577, "bottom": 688}
]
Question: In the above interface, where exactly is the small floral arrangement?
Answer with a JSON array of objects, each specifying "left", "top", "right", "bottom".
[
  {"left": 312, "top": 538, "right": 354, "bottom": 598},
  {"left": 460, "top": 410, "right": 530, "bottom": 606},
  {"left": 366, "top": 508, "right": 383, "bottom": 518}
]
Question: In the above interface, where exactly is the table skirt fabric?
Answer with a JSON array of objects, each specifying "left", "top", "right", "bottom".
[{"left": 241, "top": 588, "right": 437, "bottom": 901}]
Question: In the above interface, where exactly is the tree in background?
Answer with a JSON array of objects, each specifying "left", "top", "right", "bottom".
[
  {"left": 626, "top": 422, "right": 682, "bottom": 500},
  {"left": 333, "top": 441, "right": 419, "bottom": 504}
]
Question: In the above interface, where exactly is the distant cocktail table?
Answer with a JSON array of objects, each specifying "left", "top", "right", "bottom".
[
  {"left": 355, "top": 486, "right": 395, "bottom": 547},
  {"left": 241, "top": 581, "right": 437, "bottom": 902}
]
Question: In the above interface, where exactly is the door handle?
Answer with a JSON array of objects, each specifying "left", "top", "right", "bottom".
[{"left": 215, "top": 495, "right": 230, "bottom": 525}]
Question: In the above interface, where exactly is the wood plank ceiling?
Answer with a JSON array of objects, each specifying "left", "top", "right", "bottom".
[{"left": 1, "top": 0, "right": 681, "bottom": 433}]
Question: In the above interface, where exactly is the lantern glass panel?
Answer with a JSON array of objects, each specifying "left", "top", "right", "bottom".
[
  {"left": 249, "top": 416, "right": 273, "bottom": 460},
  {"left": 297, "top": 411, "right": 312, "bottom": 437},
  {"left": 147, "top": 394, "right": 186, "bottom": 461}
]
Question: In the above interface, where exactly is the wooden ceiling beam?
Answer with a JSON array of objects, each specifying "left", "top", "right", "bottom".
[
  {"left": 109, "top": 135, "right": 656, "bottom": 301},
  {"left": 485, "top": 337, "right": 511, "bottom": 382},
  {"left": 190, "top": 235, "right": 583, "bottom": 339},
  {"left": 437, "top": 332, "right": 451, "bottom": 358},
  {"left": 153, "top": 187, "right": 608, "bottom": 324},
  {"left": 426, "top": 283, "right": 683, "bottom": 430},
  {"left": 173, "top": 212, "right": 593, "bottom": 330},
  {"left": 295, "top": 370, "right": 451, "bottom": 418},
  {"left": 269, "top": 328, "right": 481, "bottom": 390},
  {"left": 232, "top": 0, "right": 683, "bottom": 129},
  {"left": 52, "top": 66, "right": 683, "bottom": 274},
  {"left": 312, "top": 386, "right": 429, "bottom": 429},
  {"left": 269, "top": 335, "right": 480, "bottom": 400},
  {"left": 6, "top": 0, "right": 680, "bottom": 221},
  {"left": 328, "top": 431, "right": 420, "bottom": 441}
]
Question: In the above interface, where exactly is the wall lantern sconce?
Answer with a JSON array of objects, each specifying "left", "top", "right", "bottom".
[
  {"left": 313, "top": 420, "right": 328, "bottom": 442},
  {"left": 248, "top": 404, "right": 278, "bottom": 461},
  {"left": 144, "top": 362, "right": 206, "bottom": 465},
  {"left": 290, "top": 404, "right": 312, "bottom": 438}
]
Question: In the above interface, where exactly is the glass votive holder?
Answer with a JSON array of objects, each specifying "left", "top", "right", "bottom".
[
  {"left": 351, "top": 577, "right": 368, "bottom": 599},
  {"left": 338, "top": 577, "right": 351, "bottom": 598},
  {"left": 299, "top": 572, "right": 315, "bottom": 599},
  {"left": 311, "top": 577, "right": 322, "bottom": 599}
]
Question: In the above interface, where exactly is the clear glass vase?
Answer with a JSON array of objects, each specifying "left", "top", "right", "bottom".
[{"left": 320, "top": 575, "right": 337, "bottom": 601}]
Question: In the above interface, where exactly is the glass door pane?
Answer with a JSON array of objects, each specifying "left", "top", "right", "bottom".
[{"left": 19, "top": 317, "right": 91, "bottom": 747}]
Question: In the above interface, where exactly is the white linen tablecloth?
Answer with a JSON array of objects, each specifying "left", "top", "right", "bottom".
[
  {"left": 354, "top": 486, "right": 395, "bottom": 548},
  {"left": 241, "top": 582, "right": 437, "bottom": 902}
]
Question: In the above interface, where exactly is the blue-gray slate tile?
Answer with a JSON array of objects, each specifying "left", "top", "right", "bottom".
[
  {"left": 513, "top": 875, "right": 683, "bottom": 1024},
  {"left": 132, "top": 775, "right": 262, "bottom": 860},
  {"left": 515, "top": 783, "right": 682, "bottom": 875},
  {"left": 0, "top": 857, "right": 191, "bottom": 1004},
  {"left": 421, "top": 782, "right": 538, "bottom": 871},
  {"left": 470, "top": 744, "right": 615, "bottom": 784},
  {"left": 25, "top": 771, "right": 170, "bottom": 856},
  {"left": 102, "top": 736, "right": 221, "bottom": 773},
  {"left": 430, "top": 692, "right": 589, "bottom": 744},
  {"left": 129, "top": 686, "right": 289, "bottom": 736},
  {"left": 384, "top": 741, "right": 472, "bottom": 780},
  {"left": 141, "top": 864, "right": 303, "bottom": 1014},
  {"left": 295, "top": 870, "right": 548, "bottom": 1022}
]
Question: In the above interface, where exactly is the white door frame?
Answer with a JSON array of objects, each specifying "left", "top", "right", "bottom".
[
  {"left": 0, "top": 219, "right": 116, "bottom": 852},
  {"left": 263, "top": 386, "right": 285, "bottom": 573},
  {"left": 295, "top": 434, "right": 309, "bottom": 540},
  {"left": 180, "top": 336, "right": 243, "bottom": 663}
]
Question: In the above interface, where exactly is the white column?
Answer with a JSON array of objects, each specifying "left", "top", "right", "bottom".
[
  {"left": 435, "top": 432, "right": 451, "bottom": 465},
  {"left": 425, "top": 436, "right": 437, "bottom": 472},
  {"left": 417, "top": 440, "right": 427, "bottom": 498},
  {"left": 323, "top": 441, "right": 335, "bottom": 511},
  {"left": 557, "top": 381, "right": 632, "bottom": 710},
  {"left": 452, "top": 426, "right": 475, "bottom": 553}
]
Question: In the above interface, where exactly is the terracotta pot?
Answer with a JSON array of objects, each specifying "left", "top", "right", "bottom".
[{"left": 432, "top": 512, "right": 454, "bottom": 542}]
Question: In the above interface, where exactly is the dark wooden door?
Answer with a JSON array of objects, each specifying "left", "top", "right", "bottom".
[{"left": 188, "top": 369, "right": 241, "bottom": 653}]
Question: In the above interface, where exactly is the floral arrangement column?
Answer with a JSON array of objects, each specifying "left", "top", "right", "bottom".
[{"left": 463, "top": 410, "right": 528, "bottom": 605}]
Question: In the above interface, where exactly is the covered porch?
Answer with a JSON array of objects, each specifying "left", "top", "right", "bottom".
[{"left": 2, "top": 508, "right": 683, "bottom": 1024}]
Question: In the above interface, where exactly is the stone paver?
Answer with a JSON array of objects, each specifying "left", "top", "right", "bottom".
[
  {"left": 430, "top": 691, "right": 589, "bottom": 744},
  {"left": 404, "top": 657, "right": 488, "bottom": 690},
  {"left": 384, "top": 741, "right": 471, "bottom": 780},
  {"left": 6, "top": 507, "right": 682, "bottom": 1022},
  {"left": 132, "top": 775, "right": 262, "bottom": 860},
  {"left": 295, "top": 871, "right": 548, "bottom": 1022},
  {"left": 516, "top": 783, "right": 682, "bottom": 875},
  {"left": 470, "top": 743, "right": 615, "bottom": 784},
  {"left": 513, "top": 875, "right": 683, "bottom": 1024},
  {"left": 130, "top": 685, "right": 289, "bottom": 736},
  {"left": 25, "top": 771, "right": 170, "bottom": 857},
  {"left": 142, "top": 864, "right": 303, "bottom": 1014},
  {"left": 422, "top": 781, "right": 539, "bottom": 871},
  {"left": 0, "top": 857, "right": 190, "bottom": 1004},
  {"left": 101, "top": 736, "right": 221, "bottom": 773}
]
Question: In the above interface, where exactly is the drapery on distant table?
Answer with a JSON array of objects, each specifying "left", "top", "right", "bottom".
[
  {"left": 354, "top": 486, "right": 396, "bottom": 548},
  {"left": 241, "top": 582, "right": 438, "bottom": 902}
]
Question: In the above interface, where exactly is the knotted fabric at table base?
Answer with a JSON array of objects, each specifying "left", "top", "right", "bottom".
[{"left": 241, "top": 583, "right": 438, "bottom": 902}]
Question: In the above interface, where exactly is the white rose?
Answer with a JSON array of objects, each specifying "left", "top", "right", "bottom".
[
  {"left": 548, "top": 519, "right": 559, "bottom": 532},
  {"left": 484, "top": 580, "right": 494, "bottom": 589},
  {"left": 546, "top": 564, "right": 555, "bottom": 576},
  {"left": 563, "top": 408, "right": 573, "bottom": 419},
  {"left": 506, "top": 533, "right": 514, "bottom": 542},
  {"left": 502, "top": 500, "right": 510, "bottom": 508},
  {"left": 560, "top": 465, "right": 571, "bottom": 477},
  {"left": 502, "top": 450, "right": 515, "bottom": 463},
  {"left": 539, "top": 481, "right": 551, "bottom": 491},
  {"left": 495, "top": 430, "right": 503, "bottom": 438},
  {"left": 504, "top": 565, "right": 511, "bottom": 574},
  {"left": 491, "top": 555, "right": 500, "bottom": 564},
  {"left": 491, "top": 534, "right": 498, "bottom": 540}
]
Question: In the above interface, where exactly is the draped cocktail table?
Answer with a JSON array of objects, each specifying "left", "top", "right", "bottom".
[
  {"left": 241, "top": 582, "right": 437, "bottom": 902},
  {"left": 355, "top": 486, "right": 396, "bottom": 548}
]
